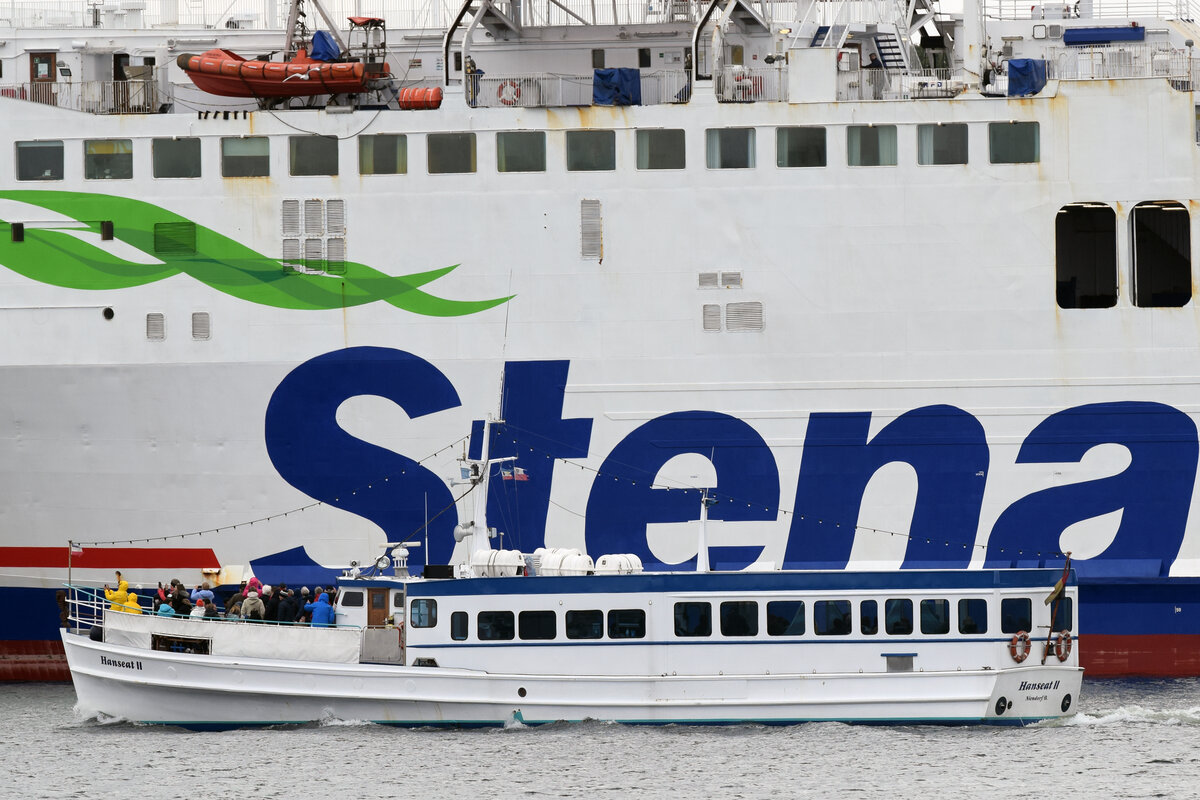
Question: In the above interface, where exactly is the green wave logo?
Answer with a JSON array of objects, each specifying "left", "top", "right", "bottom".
[{"left": 0, "top": 191, "right": 513, "bottom": 316}]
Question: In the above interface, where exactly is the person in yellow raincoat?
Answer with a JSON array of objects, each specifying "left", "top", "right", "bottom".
[
  {"left": 118, "top": 592, "right": 143, "bottom": 614},
  {"left": 104, "top": 571, "right": 129, "bottom": 611}
]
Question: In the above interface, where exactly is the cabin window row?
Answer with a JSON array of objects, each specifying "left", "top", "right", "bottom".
[
  {"left": 11, "top": 123, "right": 1039, "bottom": 182},
  {"left": 410, "top": 596, "right": 1072, "bottom": 641}
]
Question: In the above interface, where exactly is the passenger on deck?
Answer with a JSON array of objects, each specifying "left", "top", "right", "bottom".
[
  {"left": 170, "top": 586, "right": 193, "bottom": 617},
  {"left": 225, "top": 597, "right": 242, "bottom": 619},
  {"left": 304, "top": 592, "right": 336, "bottom": 628},
  {"left": 242, "top": 577, "right": 263, "bottom": 598},
  {"left": 190, "top": 582, "right": 215, "bottom": 604},
  {"left": 156, "top": 601, "right": 175, "bottom": 617},
  {"left": 277, "top": 588, "right": 299, "bottom": 624},
  {"left": 119, "top": 592, "right": 143, "bottom": 614},
  {"left": 241, "top": 590, "right": 266, "bottom": 622},
  {"left": 104, "top": 571, "right": 129, "bottom": 611},
  {"left": 265, "top": 584, "right": 283, "bottom": 622},
  {"left": 190, "top": 599, "right": 208, "bottom": 619}
]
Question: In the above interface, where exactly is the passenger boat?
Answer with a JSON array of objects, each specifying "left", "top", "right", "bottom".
[
  {"left": 60, "top": 441, "right": 1083, "bottom": 727},
  {"left": 2, "top": 0, "right": 1200, "bottom": 680}
]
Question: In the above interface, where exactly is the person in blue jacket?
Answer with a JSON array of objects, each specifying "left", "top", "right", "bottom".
[{"left": 304, "top": 592, "right": 336, "bottom": 628}]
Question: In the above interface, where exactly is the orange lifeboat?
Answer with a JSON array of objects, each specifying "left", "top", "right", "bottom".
[{"left": 176, "top": 48, "right": 373, "bottom": 98}]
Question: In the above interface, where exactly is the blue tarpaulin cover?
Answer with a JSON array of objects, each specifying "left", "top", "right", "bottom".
[
  {"left": 1008, "top": 58, "right": 1047, "bottom": 97},
  {"left": 593, "top": 68, "right": 642, "bottom": 106},
  {"left": 310, "top": 30, "right": 340, "bottom": 62},
  {"left": 1062, "top": 26, "right": 1145, "bottom": 46}
]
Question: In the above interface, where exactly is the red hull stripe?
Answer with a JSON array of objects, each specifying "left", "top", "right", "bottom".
[
  {"left": 1082, "top": 633, "right": 1200, "bottom": 677},
  {"left": 0, "top": 547, "right": 220, "bottom": 570}
]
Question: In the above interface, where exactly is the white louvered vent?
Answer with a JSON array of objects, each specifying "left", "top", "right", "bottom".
[
  {"left": 725, "top": 301, "right": 764, "bottom": 331},
  {"left": 326, "top": 237, "right": 346, "bottom": 274},
  {"left": 303, "top": 199, "right": 324, "bottom": 235},
  {"left": 721, "top": 271, "right": 743, "bottom": 288},
  {"left": 581, "top": 199, "right": 602, "bottom": 260},
  {"left": 282, "top": 238, "right": 301, "bottom": 272},
  {"left": 326, "top": 199, "right": 345, "bottom": 234},
  {"left": 702, "top": 304, "right": 722, "bottom": 331},
  {"left": 191, "top": 312, "right": 211, "bottom": 341},
  {"left": 281, "top": 200, "right": 301, "bottom": 236},
  {"left": 304, "top": 238, "right": 324, "bottom": 267},
  {"left": 146, "top": 312, "right": 165, "bottom": 341},
  {"left": 698, "top": 272, "right": 719, "bottom": 289}
]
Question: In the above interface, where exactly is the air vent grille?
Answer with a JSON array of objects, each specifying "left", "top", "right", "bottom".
[
  {"left": 702, "top": 304, "right": 722, "bottom": 331},
  {"left": 146, "top": 312, "right": 165, "bottom": 340},
  {"left": 303, "top": 199, "right": 324, "bottom": 235},
  {"left": 581, "top": 199, "right": 602, "bottom": 260},
  {"left": 725, "top": 301, "right": 764, "bottom": 331},
  {"left": 281, "top": 199, "right": 301, "bottom": 236},
  {"left": 191, "top": 311, "right": 211, "bottom": 340}
]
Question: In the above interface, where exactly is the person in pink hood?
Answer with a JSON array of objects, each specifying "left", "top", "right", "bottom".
[{"left": 242, "top": 577, "right": 263, "bottom": 598}]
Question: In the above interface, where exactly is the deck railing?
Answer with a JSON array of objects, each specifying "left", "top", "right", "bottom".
[
  {"left": 983, "top": 0, "right": 1198, "bottom": 19},
  {"left": 716, "top": 66, "right": 787, "bottom": 103},
  {"left": 466, "top": 70, "right": 690, "bottom": 107},
  {"left": 0, "top": 80, "right": 162, "bottom": 113},
  {"left": 1046, "top": 43, "right": 1193, "bottom": 80}
]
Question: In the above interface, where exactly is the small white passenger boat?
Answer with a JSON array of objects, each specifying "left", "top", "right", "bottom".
[{"left": 61, "top": 431, "right": 1082, "bottom": 728}]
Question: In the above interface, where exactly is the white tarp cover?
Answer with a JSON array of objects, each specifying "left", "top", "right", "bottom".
[{"left": 103, "top": 611, "right": 362, "bottom": 663}]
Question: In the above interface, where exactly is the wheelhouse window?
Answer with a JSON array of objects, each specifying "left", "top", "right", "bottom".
[
  {"left": 1050, "top": 597, "right": 1074, "bottom": 631},
  {"left": 847, "top": 125, "right": 897, "bottom": 167},
  {"left": 1131, "top": 201, "right": 1191, "bottom": 307},
  {"left": 920, "top": 599, "right": 950, "bottom": 634},
  {"left": 814, "top": 600, "right": 852, "bottom": 635},
  {"left": 916, "top": 124, "right": 967, "bottom": 165},
  {"left": 289, "top": 135, "right": 338, "bottom": 176},
  {"left": 566, "top": 609, "right": 603, "bottom": 639},
  {"left": 607, "top": 608, "right": 645, "bottom": 639},
  {"left": 16, "top": 140, "right": 63, "bottom": 181},
  {"left": 451, "top": 611, "right": 468, "bottom": 640},
  {"left": 989, "top": 121, "right": 1039, "bottom": 163},
  {"left": 706, "top": 127, "right": 755, "bottom": 169},
  {"left": 636, "top": 129, "right": 685, "bottom": 170},
  {"left": 958, "top": 599, "right": 987, "bottom": 634},
  {"left": 674, "top": 602, "right": 712, "bottom": 637},
  {"left": 428, "top": 132, "right": 476, "bottom": 174},
  {"left": 153, "top": 137, "right": 201, "bottom": 178},
  {"left": 777, "top": 126, "right": 826, "bottom": 168},
  {"left": 221, "top": 137, "right": 269, "bottom": 177},
  {"left": 1056, "top": 203, "right": 1117, "bottom": 308},
  {"left": 477, "top": 610, "right": 515, "bottom": 640},
  {"left": 566, "top": 130, "right": 615, "bottom": 171},
  {"left": 497, "top": 131, "right": 546, "bottom": 173},
  {"left": 84, "top": 139, "right": 133, "bottom": 179},
  {"left": 719, "top": 601, "right": 758, "bottom": 636},
  {"left": 860, "top": 600, "right": 879, "bottom": 635},
  {"left": 885, "top": 599, "right": 913, "bottom": 635},
  {"left": 518, "top": 610, "right": 557, "bottom": 640},
  {"left": 339, "top": 591, "right": 363, "bottom": 607},
  {"left": 409, "top": 598, "right": 437, "bottom": 628},
  {"left": 766, "top": 600, "right": 805, "bottom": 636},
  {"left": 1000, "top": 597, "right": 1033, "bottom": 634},
  {"left": 359, "top": 134, "right": 407, "bottom": 175}
]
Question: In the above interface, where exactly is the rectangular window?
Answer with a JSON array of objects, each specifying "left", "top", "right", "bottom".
[
  {"left": 706, "top": 127, "right": 755, "bottom": 169},
  {"left": 766, "top": 600, "right": 805, "bottom": 636},
  {"left": 776, "top": 126, "right": 826, "bottom": 168},
  {"left": 607, "top": 608, "right": 645, "bottom": 639},
  {"left": 920, "top": 599, "right": 951, "bottom": 634},
  {"left": 885, "top": 598, "right": 913, "bottom": 635},
  {"left": 637, "top": 129, "right": 686, "bottom": 170},
  {"left": 1000, "top": 597, "right": 1033, "bottom": 634},
  {"left": 428, "top": 132, "right": 476, "bottom": 174},
  {"left": 477, "top": 610, "right": 515, "bottom": 640},
  {"left": 451, "top": 611, "right": 468, "bottom": 640},
  {"left": 153, "top": 137, "right": 201, "bottom": 178},
  {"left": 1050, "top": 597, "right": 1074, "bottom": 632},
  {"left": 518, "top": 610, "right": 557, "bottom": 640},
  {"left": 409, "top": 598, "right": 437, "bottom": 628},
  {"left": 339, "top": 591, "right": 363, "bottom": 607},
  {"left": 719, "top": 601, "right": 758, "bottom": 636},
  {"left": 814, "top": 600, "right": 852, "bottom": 635},
  {"left": 860, "top": 599, "right": 878, "bottom": 635},
  {"left": 1056, "top": 204, "right": 1117, "bottom": 309},
  {"left": 989, "top": 121, "right": 1039, "bottom": 164},
  {"left": 16, "top": 140, "right": 63, "bottom": 181},
  {"left": 674, "top": 601, "right": 712, "bottom": 636},
  {"left": 567, "top": 130, "right": 616, "bottom": 171},
  {"left": 84, "top": 139, "right": 133, "bottom": 180},
  {"left": 565, "top": 609, "right": 603, "bottom": 639},
  {"left": 221, "top": 137, "right": 269, "bottom": 177},
  {"left": 847, "top": 125, "right": 897, "bottom": 167},
  {"left": 497, "top": 131, "right": 546, "bottom": 173},
  {"left": 1132, "top": 202, "right": 1191, "bottom": 307},
  {"left": 359, "top": 133, "right": 407, "bottom": 175},
  {"left": 958, "top": 598, "right": 988, "bottom": 634},
  {"left": 290, "top": 135, "right": 338, "bottom": 176},
  {"left": 917, "top": 123, "right": 967, "bottom": 165}
]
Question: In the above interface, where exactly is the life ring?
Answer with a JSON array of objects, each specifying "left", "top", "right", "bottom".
[
  {"left": 498, "top": 79, "right": 521, "bottom": 106},
  {"left": 1054, "top": 630, "right": 1073, "bottom": 661},
  {"left": 1009, "top": 631, "right": 1031, "bottom": 663}
]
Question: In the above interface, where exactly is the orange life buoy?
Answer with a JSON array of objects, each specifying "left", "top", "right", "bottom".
[
  {"left": 1009, "top": 630, "right": 1031, "bottom": 663},
  {"left": 1054, "top": 630, "right": 1072, "bottom": 661},
  {"left": 498, "top": 79, "right": 521, "bottom": 106}
]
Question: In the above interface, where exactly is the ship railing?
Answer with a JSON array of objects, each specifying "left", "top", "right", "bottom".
[
  {"left": 982, "top": 0, "right": 1196, "bottom": 20},
  {"left": 716, "top": 66, "right": 787, "bottom": 102},
  {"left": 836, "top": 66, "right": 963, "bottom": 100},
  {"left": 466, "top": 70, "right": 691, "bottom": 107},
  {"left": 0, "top": 80, "right": 162, "bottom": 114},
  {"left": 1045, "top": 43, "right": 1194, "bottom": 80}
]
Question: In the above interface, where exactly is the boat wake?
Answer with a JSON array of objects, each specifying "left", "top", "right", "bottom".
[{"left": 1057, "top": 705, "right": 1200, "bottom": 727}]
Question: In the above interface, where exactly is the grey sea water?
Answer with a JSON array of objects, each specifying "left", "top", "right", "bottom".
[{"left": 2, "top": 679, "right": 1197, "bottom": 799}]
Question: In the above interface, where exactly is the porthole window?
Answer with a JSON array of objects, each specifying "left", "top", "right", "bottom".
[
  {"left": 958, "top": 598, "right": 988, "bottom": 634},
  {"left": 885, "top": 598, "right": 913, "bottom": 635},
  {"left": 477, "top": 610, "right": 514, "bottom": 640},
  {"left": 1131, "top": 201, "right": 1191, "bottom": 307},
  {"left": 920, "top": 599, "right": 950, "bottom": 634},
  {"left": 814, "top": 600, "right": 852, "bottom": 635},
  {"left": 766, "top": 600, "right": 805, "bottom": 636},
  {"left": 1056, "top": 203, "right": 1117, "bottom": 308},
  {"left": 410, "top": 598, "right": 437, "bottom": 628},
  {"left": 719, "top": 601, "right": 758, "bottom": 636},
  {"left": 1001, "top": 597, "right": 1033, "bottom": 634},
  {"left": 674, "top": 601, "right": 711, "bottom": 636}
]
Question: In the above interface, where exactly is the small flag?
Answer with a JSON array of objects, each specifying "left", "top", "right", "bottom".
[
  {"left": 513, "top": 467, "right": 530, "bottom": 481},
  {"left": 70, "top": 542, "right": 84, "bottom": 555},
  {"left": 1044, "top": 554, "right": 1072, "bottom": 605},
  {"left": 500, "top": 468, "right": 514, "bottom": 480}
]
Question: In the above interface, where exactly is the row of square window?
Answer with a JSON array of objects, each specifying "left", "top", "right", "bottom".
[
  {"left": 408, "top": 595, "right": 1071, "bottom": 641},
  {"left": 11, "top": 122, "right": 1040, "bottom": 181}
]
